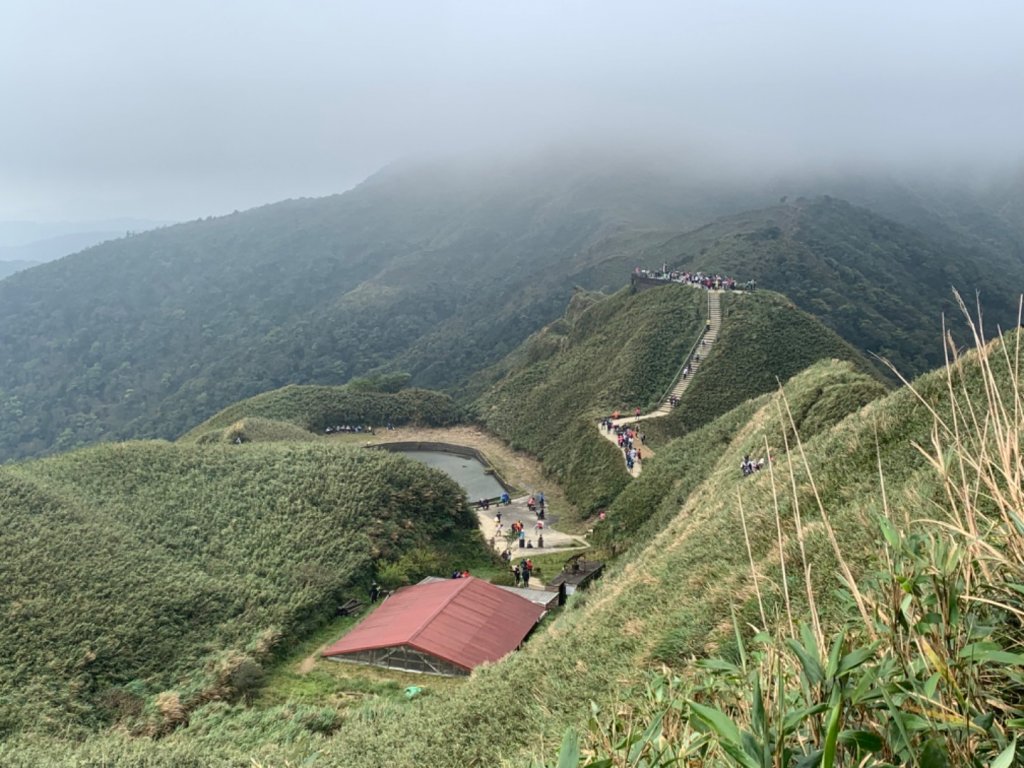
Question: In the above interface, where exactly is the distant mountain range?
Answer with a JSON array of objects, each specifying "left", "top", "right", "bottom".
[
  {"left": 0, "top": 154, "right": 1021, "bottom": 462},
  {"left": 0, "top": 219, "right": 171, "bottom": 276},
  {"left": 0, "top": 259, "right": 39, "bottom": 279},
  {"left": 0, "top": 231, "right": 121, "bottom": 265}
]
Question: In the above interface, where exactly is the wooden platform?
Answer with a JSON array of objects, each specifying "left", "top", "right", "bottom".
[{"left": 546, "top": 555, "right": 604, "bottom": 595}]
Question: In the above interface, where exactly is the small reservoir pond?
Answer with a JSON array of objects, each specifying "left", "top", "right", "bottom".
[{"left": 397, "top": 450, "right": 506, "bottom": 500}]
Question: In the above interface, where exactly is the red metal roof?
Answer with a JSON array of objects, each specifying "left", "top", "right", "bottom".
[{"left": 322, "top": 577, "right": 545, "bottom": 671}]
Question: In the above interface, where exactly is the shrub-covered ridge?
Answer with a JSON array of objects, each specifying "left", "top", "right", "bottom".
[
  {"left": 182, "top": 385, "right": 462, "bottom": 441},
  {"left": 0, "top": 440, "right": 478, "bottom": 738},
  {"left": 475, "top": 284, "right": 706, "bottom": 511}
]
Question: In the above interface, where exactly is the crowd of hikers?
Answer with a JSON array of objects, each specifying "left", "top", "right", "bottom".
[
  {"left": 633, "top": 267, "right": 755, "bottom": 292},
  {"left": 600, "top": 417, "right": 645, "bottom": 471},
  {"left": 510, "top": 557, "right": 535, "bottom": 587},
  {"left": 324, "top": 424, "right": 374, "bottom": 434},
  {"left": 741, "top": 454, "right": 767, "bottom": 476},
  {"left": 492, "top": 491, "right": 547, "bottom": 555}
]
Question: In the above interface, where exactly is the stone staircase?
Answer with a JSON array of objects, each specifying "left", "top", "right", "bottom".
[
  {"left": 643, "top": 289, "right": 721, "bottom": 419},
  {"left": 598, "top": 290, "right": 724, "bottom": 478}
]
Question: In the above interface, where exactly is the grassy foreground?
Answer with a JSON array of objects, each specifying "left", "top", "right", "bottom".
[
  {"left": 542, "top": 304, "right": 1024, "bottom": 767},
  {"left": 0, "top": 440, "right": 480, "bottom": 743}
]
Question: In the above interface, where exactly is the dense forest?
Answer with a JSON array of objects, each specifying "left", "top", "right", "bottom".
[{"left": 637, "top": 196, "right": 1024, "bottom": 376}]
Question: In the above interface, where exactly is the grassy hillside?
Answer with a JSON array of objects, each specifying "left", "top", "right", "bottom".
[
  {"left": 181, "top": 385, "right": 462, "bottom": 442},
  {"left": 0, "top": 441, "right": 480, "bottom": 739},
  {"left": 300, "top": 326, "right": 1023, "bottom": 768},
  {"left": 474, "top": 284, "right": 707, "bottom": 512},
  {"left": 635, "top": 196, "right": 1024, "bottom": 376},
  {"left": 190, "top": 417, "right": 322, "bottom": 445},
  {"left": 475, "top": 285, "right": 882, "bottom": 512},
  {"left": 593, "top": 359, "right": 887, "bottom": 554},
  {"left": 3, "top": 325, "right": 1019, "bottom": 767},
  {"left": 640, "top": 289, "right": 887, "bottom": 445}
]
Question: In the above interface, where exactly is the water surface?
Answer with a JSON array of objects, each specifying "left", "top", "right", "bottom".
[{"left": 397, "top": 450, "right": 505, "bottom": 500}]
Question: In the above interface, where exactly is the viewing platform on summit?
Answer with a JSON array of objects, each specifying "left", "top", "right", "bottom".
[{"left": 631, "top": 267, "right": 756, "bottom": 293}]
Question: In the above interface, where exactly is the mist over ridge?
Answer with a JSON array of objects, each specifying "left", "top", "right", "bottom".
[{"left": 2, "top": 1, "right": 1022, "bottom": 222}]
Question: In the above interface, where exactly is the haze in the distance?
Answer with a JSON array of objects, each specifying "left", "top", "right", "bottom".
[{"left": 2, "top": 0, "right": 1022, "bottom": 223}]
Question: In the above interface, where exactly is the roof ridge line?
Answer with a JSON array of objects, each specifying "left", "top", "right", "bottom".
[{"left": 406, "top": 576, "right": 475, "bottom": 644}]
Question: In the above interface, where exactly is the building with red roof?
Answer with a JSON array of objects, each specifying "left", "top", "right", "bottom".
[{"left": 322, "top": 576, "right": 545, "bottom": 676}]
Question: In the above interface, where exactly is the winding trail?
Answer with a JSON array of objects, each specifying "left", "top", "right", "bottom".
[{"left": 599, "top": 290, "right": 722, "bottom": 477}]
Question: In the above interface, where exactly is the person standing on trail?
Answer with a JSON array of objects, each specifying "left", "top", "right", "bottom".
[{"left": 635, "top": 407, "right": 641, "bottom": 421}]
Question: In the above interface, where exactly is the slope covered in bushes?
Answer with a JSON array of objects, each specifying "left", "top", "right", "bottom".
[
  {"left": 4, "top": 328, "right": 1019, "bottom": 768},
  {"left": 640, "top": 289, "right": 886, "bottom": 445},
  {"left": 476, "top": 285, "right": 883, "bottom": 512},
  {"left": 637, "top": 196, "right": 1024, "bottom": 376},
  {"left": 0, "top": 441, "right": 479, "bottom": 738},
  {"left": 182, "top": 385, "right": 462, "bottom": 441},
  {"left": 297, "top": 330, "right": 1020, "bottom": 767},
  {"left": 474, "top": 284, "right": 706, "bottom": 511},
  {"left": 592, "top": 359, "right": 886, "bottom": 554}
]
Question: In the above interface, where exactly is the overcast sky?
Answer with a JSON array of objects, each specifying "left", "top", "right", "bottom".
[{"left": 1, "top": 0, "right": 1022, "bottom": 222}]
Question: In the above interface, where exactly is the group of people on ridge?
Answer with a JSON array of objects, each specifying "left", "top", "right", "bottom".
[
  {"left": 633, "top": 267, "right": 754, "bottom": 292},
  {"left": 741, "top": 454, "right": 767, "bottom": 476},
  {"left": 324, "top": 424, "right": 374, "bottom": 434},
  {"left": 601, "top": 418, "right": 644, "bottom": 471}
]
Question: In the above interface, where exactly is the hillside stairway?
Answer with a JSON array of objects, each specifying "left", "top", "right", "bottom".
[{"left": 598, "top": 290, "right": 722, "bottom": 478}]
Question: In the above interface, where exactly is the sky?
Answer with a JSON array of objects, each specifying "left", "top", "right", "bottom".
[{"left": 1, "top": 0, "right": 1022, "bottom": 223}]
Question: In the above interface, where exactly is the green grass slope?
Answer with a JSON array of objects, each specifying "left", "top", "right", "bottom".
[
  {"left": 4, "top": 329, "right": 1016, "bottom": 767},
  {"left": 593, "top": 359, "right": 887, "bottom": 554},
  {"left": 181, "top": 385, "right": 462, "bottom": 442},
  {"left": 641, "top": 289, "right": 887, "bottom": 445},
  {"left": 474, "top": 284, "right": 707, "bottom": 511},
  {"left": 294, "top": 334, "right": 1013, "bottom": 768},
  {"left": 191, "top": 417, "right": 323, "bottom": 445},
  {"left": 0, "top": 441, "right": 479, "bottom": 738}
]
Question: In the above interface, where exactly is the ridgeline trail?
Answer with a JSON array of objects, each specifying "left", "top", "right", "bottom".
[{"left": 598, "top": 289, "right": 722, "bottom": 477}]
